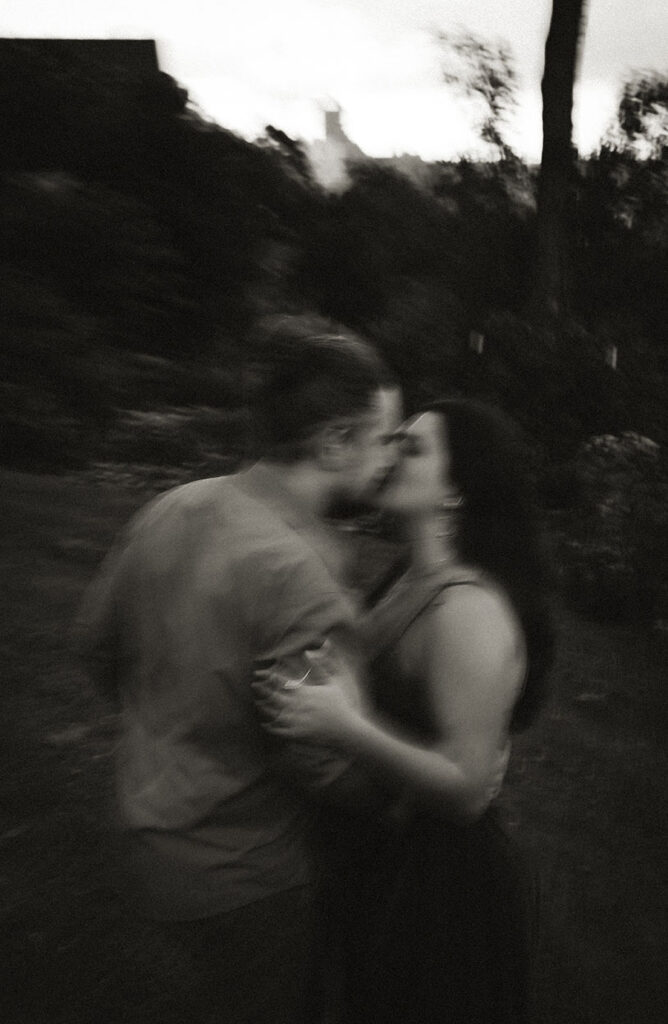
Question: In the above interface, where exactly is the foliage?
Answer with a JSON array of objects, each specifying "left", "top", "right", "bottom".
[
  {"left": 0, "top": 174, "right": 196, "bottom": 355},
  {"left": 432, "top": 160, "right": 536, "bottom": 318},
  {"left": 294, "top": 163, "right": 455, "bottom": 327},
  {"left": 0, "top": 39, "right": 321, "bottom": 340},
  {"left": 0, "top": 41, "right": 666, "bottom": 571},
  {"left": 433, "top": 312, "right": 627, "bottom": 470},
  {"left": 609, "top": 73, "right": 668, "bottom": 160},
  {"left": 577, "top": 147, "right": 668, "bottom": 345},
  {"left": 558, "top": 433, "right": 668, "bottom": 622},
  {"left": 256, "top": 125, "right": 318, "bottom": 189},
  {"left": 367, "top": 278, "right": 466, "bottom": 409},
  {"left": 0, "top": 44, "right": 322, "bottom": 469},
  {"left": 436, "top": 30, "right": 518, "bottom": 160},
  {"left": 100, "top": 406, "right": 251, "bottom": 472}
]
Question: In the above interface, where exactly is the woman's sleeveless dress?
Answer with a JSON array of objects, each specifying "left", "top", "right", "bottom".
[{"left": 336, "top": 567, "right": 537, "bottom": 1024}]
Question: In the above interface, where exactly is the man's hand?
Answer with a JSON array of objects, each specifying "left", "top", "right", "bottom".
[{"left": 253, "top": 666, "right": 364, "bottom": 748}]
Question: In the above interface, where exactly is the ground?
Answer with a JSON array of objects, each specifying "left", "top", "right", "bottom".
[{"left": 0, "top": 469, "right": 666, "bottom": 1023}]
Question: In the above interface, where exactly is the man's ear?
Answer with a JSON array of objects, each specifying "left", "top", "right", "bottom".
[{"left": 315, "top": 424, "right": 353, "bottom": 471}]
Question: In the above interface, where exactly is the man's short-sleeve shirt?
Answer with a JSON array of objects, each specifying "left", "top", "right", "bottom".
[{"left": 76, "top": 464, "right": 363, "bottom": 919}]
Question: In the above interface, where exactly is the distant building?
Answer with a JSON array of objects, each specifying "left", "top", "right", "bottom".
[
  {"left": 307, "top": 107, "right": 445, "bottom": 193},
  {"left": 306, "top": 107, "right": 366, "bottom": 191}
]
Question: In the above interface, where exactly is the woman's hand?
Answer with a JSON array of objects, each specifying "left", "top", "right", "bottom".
[{"left": 252, "top": 672, "right": 364, "bottom": 747}]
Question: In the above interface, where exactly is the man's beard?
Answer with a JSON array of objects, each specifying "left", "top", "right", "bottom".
[
  {"left": 326, "top": 464, "right": 400, "bottom": 526},
  {"left": 325, "top": 494, "right": 377, "bottom": 523},
  {"left": 325, "top": 499, "right": 404, "bottom": 544}
]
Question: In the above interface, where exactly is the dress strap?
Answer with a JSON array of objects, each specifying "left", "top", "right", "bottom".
[{"left": 362, "top": 568, "right": 481, "bottom": 661}]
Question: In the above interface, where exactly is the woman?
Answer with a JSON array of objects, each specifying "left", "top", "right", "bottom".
[{"left": 255, "top": 399, "right": 554, "bottom": 1023}]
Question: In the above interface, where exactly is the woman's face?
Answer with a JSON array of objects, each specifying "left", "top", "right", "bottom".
[{"left": 376, "top": 410, "right": 458, "bottom": 515}]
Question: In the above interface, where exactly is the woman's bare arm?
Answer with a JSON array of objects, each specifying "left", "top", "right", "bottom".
[{"left": 255, "top": 586, "right": 524, "bottom": 819}]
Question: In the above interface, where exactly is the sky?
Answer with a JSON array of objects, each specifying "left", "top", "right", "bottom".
[{"left": 2, "top": 0, "right": 667, "bottom": 161}]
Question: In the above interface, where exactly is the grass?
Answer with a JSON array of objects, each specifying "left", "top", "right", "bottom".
[{"left": 0, "top": 468, "right": 666, "bottom": 1023}]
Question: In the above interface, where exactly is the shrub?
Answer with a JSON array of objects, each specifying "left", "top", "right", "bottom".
[
  {"left": 103, "top": 404, "right": 251, "bottom": 466},
  {"left": 559, "top": 432, "right": 667, "bottom": 622}
]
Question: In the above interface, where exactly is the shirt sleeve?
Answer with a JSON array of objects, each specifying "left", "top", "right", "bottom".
[{"left": 240, "top": 541, "right": 365, "bottom": 793}]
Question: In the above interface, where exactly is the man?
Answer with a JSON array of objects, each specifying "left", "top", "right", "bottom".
[{"left": 75, "top": 314, "right": 403, "bottom": 1023}]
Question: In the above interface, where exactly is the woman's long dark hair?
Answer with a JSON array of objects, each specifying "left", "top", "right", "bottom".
[{"left": 427, "top": 399, "right": 555, "bottom": 731}]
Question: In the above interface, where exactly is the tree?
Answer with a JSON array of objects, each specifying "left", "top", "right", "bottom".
[
  {"left": 576, "top": 74, "right": 668, "bottom": 344},
  {"left": 436, "top": 30, "right": 518, "bottom": 161},
  {"left": 532, "top": 0, "right": 588, "bottom": 319},
  {"left": 612, "top": 74, "right": 668, "bottom": 160},
  {"left": 257, "top": 125, "right": 317, "bottom": 188}
]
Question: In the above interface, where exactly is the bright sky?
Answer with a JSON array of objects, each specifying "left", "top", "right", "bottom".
[{"left": 3, "top": 0, "right": 667, "bottom": 161}]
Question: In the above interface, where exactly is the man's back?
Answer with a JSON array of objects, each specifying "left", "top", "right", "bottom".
[{"left": 77, "top": 466, "right": 362, "bottom": 919}]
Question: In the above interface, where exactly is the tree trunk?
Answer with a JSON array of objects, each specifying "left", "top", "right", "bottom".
[{"left": 532, "top": 0, "right": 587, "bottom": 319}]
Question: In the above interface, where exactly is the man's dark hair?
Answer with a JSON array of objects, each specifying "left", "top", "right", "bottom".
[{"left": 251, "top": 313, "right": 396, "bottom": 462}]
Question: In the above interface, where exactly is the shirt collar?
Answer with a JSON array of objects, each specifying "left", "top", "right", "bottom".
[{"left": 235, "top": 461, "right": 345, "bottom": 583}]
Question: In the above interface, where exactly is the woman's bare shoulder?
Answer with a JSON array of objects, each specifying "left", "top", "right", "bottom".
[
  {"left": 417, "top": 576, "right": 523, "bottom": 667},
  {"left": 413, "top": 578, "right": 526, "bottom": 731}
]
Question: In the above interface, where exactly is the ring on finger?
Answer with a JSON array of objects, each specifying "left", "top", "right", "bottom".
[{"left": 282, "top": 668, "right": 311, "bottom": 690}]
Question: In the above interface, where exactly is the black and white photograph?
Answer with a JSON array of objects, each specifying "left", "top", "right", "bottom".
[{"left": 1, "top": 2, "right": 666, "bottom": 1022}]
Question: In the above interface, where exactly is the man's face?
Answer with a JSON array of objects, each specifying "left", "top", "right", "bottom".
[
  {"left": 334, "top": 387, "right": 403, "bottom": 504},
  {"left": 374, "top": 411, "right": 453, "bottom": 515}
]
